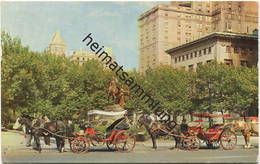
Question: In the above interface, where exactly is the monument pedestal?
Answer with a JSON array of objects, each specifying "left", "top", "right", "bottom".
[{"left": 103, "top": 104, "right": 124, "bottom": 112}]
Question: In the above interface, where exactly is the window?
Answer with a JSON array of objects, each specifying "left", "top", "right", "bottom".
[
  {"left": 165, "top": 13, "right": 168, "bottom": 16},
  {"left": 175, "top": 58, "right": 178, "bottom": 63},
  {"left": 234, "top": 47, "right": 239, "bottom": 53},
  {"left": 188, "top": 64, "right": 194, "bottom": 71},
  {"left": 178, "top": 56, "right": 181, "bottom": 62},
  {"left": 206, "top": 60, "right": 212, "bottom": 63},
  {"left": 208, "top": 47, "right": 212, "bottom": 54},
  {"left": 224, "top": 59, "right": 233, "bottom": 65},
  {"left": 182, "top": 56, "right": 185, "bottom": 61},
  {"left": 190, "top": 53, "right": 193, "bottom": 59},
  {"left": 240, "top": 60, "right": 248, "bottom": 67},
  {"left": 194, "top": 51, "right": 197, "bottom": 57},
  {"left": 226, "top": 46, "right": 231, "bottom": 53},
  {"left": 241, "top": 48, "right": 247, "bottom": 55},
  {"left": 186, "top": 54, "right": 189, "bottom": 60},
  {"left": 199, "top": 50, "right": 202, "bottom": 56},
  {"left": 228, "top": 23, "right": 231, "bottom": 30},
  {"left": 203, "top": 48, "right": 207, "bottom": 55}
]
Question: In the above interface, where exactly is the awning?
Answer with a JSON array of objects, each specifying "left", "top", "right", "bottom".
[
  {"left": 192, "top": 113, "right": 230, "bottom": 118},
  {"left": 88, "top": 110, "right": 126, "bottom": 116}
]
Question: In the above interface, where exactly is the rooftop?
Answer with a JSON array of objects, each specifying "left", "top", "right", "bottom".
[
  {"left": 50, "top": 31, "right": 66, "bottom": 45},
  {"left": 166, "top": 32, "right": 258, "bottom": 54}
]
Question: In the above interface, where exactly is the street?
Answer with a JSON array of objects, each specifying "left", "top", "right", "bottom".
[{"left": 2, "top": 131, "right": 259, "bottom": 163}]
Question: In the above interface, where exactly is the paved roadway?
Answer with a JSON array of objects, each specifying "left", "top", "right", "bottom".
[{"left": 2, "top": 130, "right": 259, "bottom": 163}]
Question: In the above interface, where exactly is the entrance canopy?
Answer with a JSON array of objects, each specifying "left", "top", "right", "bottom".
[
  {"left": 87, "top": 110, "right": 126, "bottom": 116},
  {"left": 192, "top": 113, "right": 230, "bottom": 118}
]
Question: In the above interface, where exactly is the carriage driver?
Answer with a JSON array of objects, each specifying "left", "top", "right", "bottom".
[
  {"left": 41, "top": 115, "right": 51, "bottom": 145},
  {"left": 114, "top": 112, "right": 131, "bottom": 130}
]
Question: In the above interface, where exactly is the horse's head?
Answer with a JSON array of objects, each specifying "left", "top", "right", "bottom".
[
  {"left": 13, "top": 115, "right": 34, "bottom": 129},
  {"left": 13, "top": 117, "right": 22, "bottom": 130},
  {"left": 137, "top": 114, "right": 154, "bottom": 128}
]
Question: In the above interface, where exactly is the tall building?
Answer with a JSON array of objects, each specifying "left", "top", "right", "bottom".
[
  {"left": 166, "top": 32, "right": 258, "bottom": 71},
  {"left": 138, "top": 1, "right": 258, "bottom": 74},
  {"left": 47, "top": 31, "right": 67, "bottom": 57}
]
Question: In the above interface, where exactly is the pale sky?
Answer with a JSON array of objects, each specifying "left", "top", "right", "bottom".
[{"left": 2, "top": 1, "right": 169, "bottom": 70}]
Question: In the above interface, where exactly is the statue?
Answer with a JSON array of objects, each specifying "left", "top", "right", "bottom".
[{"left": 107, "top": 77, "right": 129, "bottom": 106}]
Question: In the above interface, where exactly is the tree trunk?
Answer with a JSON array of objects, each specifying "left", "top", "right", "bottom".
[
  {"left": 190, "top": 111, "right": 193, "bottom": 121},
  {"left": 221, "top": 110, "right": 225, "bottom": 123}
]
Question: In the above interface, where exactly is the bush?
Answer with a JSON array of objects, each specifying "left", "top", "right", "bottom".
[{"left": 6, "top": 123, "right": 14, "bottom": 130}]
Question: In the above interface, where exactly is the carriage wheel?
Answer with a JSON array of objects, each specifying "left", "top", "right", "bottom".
[
  {"left": 182, "top": 137, "right": 200, "bottom": 151},
  {"left": 220, "top": 130, "right": 237, "bottom": 150},
  {"left": 114, "top": 130, "right": 136, "bottom": 152},
  {"left": 90, "top": 138, "right": 100, "bottom": 146},
  {"left": 70, "top": 137, "right": 90, "bottom": 153},
  {"left": 206, "top": 141, "right": 219, "bottom": 149},
  {"left": 106, "top": 141, "right": 116, "bottom": 151}
]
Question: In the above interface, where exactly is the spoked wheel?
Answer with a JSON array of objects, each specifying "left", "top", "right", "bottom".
[
  {"left": 106, "top": 141, "right": 116, "bottom": 151},
  {"left": 206, "top": 141, "right": 219, "bottom": 149},
  {"left": 90, "top": 137, "right": 102, "bottom": 146},
  {"left": 220, "top": 130, "right": 237, "bottom": 150},
  {"left": 70, "top": 137, "right": 90, "bottom": 153},
  {"left": 182, "top": 136, "right": 200, "bottom": 151},
  {"left": 114, "top": 130, "right": 136, "bottom": 152}
]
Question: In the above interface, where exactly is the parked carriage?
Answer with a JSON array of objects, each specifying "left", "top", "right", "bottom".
[
  {"left": 69, "top": 116, "right": 136, "bottom": 153},
  {"left": 185, "top": 113, "right": 237, "bottom": 150}
]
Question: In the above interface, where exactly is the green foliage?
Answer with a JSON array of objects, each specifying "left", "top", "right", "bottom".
[
  {"left": 195, "top": 61, "right": 258, "bottom": 116},
  {"left": 1, "top": 32, "right": 113, "bottom": 123},
  {"left": 1, "top": 32, "right": 258, "bottom": 126}
]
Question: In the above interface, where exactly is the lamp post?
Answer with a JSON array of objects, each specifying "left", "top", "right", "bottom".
[{"left": 208, "top": 82, "right": 213, "bottom": 128}]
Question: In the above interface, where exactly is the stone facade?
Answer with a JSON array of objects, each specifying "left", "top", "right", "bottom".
[
  {"left": 138, "top": 1, "right": 258, "bottom": 74},
  {"left": 70, "top": 47, "right": 115, "bottom": 67},
  {"left": 47, "top": 31, "right": 67, "bottom": 57},
  {"left": 166, "top": 32, "right": 258, "bottom": 71}
]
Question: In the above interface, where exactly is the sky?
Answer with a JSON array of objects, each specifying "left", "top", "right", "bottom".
[{"left": 2, "top": 1, "right": 169, "bottom": 70}]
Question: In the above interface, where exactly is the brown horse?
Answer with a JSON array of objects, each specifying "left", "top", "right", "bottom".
[
  {"left": 107, "top": 78, "right": 120, "bottom": 104},
  {"left": 230, "top": 120, "right": 258, "bottom": 148},
  {"left": 14, "top": 115, "right": 69, "bottom": 153},
  {"left": 137, "top": 115, "right": 183, "bottom": 150}
]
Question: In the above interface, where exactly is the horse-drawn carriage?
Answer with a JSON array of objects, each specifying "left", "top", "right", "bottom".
[
  {"left": 69, "top": 117, "right": 136, "bottom": 153},
  {"left": 13, "top": 111, "right": 136, "bottom": 153},
  {"left": 185, "top": 113, "right": 237, "bottom": 150},
  {"left": 138, "top": 113, "right": 237, "bottom": 151}
]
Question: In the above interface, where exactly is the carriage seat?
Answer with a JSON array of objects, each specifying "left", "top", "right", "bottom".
[{"left": 206, "top": 124, "right": 224, "bottom": 134}]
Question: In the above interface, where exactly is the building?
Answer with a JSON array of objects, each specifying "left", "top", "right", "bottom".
[
  {"left": 70, "top": 47, "right": 115, "bottom": 67},
  {"left": 166, "top": 32, "right": 258, "bottom": 71},
  {"left": 47, "top": 31, "right": 67, "bottom": 57},
  {"left": 138, "top": 1, "right": 258, "bottom": 74}
]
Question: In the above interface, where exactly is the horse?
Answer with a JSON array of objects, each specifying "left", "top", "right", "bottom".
[
  {"left": 107, "top": 82, "right": 120, "bottom": 104},
  {"left": 230, "top": 120, "right": 258, "bottom": 148},
  {"left": 13, "top": 115, "right": 69, "bottom": 153},
  {"left": 137, "top": 115, "right": 184, "bottom": 150}
]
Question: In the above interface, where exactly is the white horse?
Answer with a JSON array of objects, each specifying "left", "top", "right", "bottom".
[{"left": 13, "top": 117, "right": 23, "bottom": 130}]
